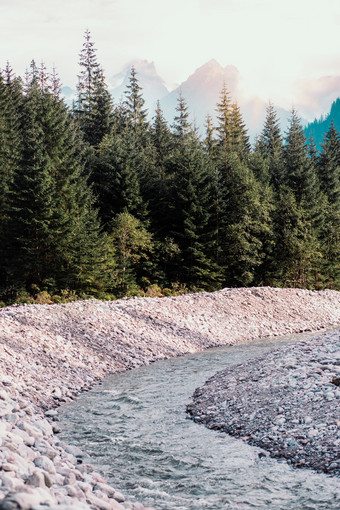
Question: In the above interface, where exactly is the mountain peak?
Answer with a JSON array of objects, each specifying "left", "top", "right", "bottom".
[{"left": 201, "top": 58, "right": 223, "bottom": 70}]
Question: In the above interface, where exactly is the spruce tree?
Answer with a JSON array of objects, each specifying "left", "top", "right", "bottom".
[
  {"left": 272, "top": 186, "right": 321, "bottom": 288},
  {"left": 228, "top": 102, "right": 250, "bottom": 159},
  {"left": 317, "top": 122, "right": 340, "bottom": 288},
  {"left": 0, "top": 65, "right": 24, "bottom": 296},
  {"left": 172, "top": 91, "right": 191, "bottom": 146},
  {"left": 217, "top": 159, "right": 273, "bottom": 286},
  {"left": 170, "top": 95, "right": 220, "bottom": 289},
  {"left": 318, "top": 121, "right": 340, "bottom": 204},
  {"left": 282, "top": 110, "right": 319, "bottom": 205},
  {"left": 258, "top": 102, "right": 283, "bottom": 187},
  {"left": 146, "top": 101, "right": 174, "bottom": 237},
  {"left": 123, "top": 66, "right": 148, "bottom": 138},
  {"left": 6, "top": 66, "right": 111, "bottom": 296},
  {"left": 94, "top": 126, "right": 147, "bottom": 226},
  {"left": 215, "top": 83, "right": 232, "bottom": 161},
  {"left": 75, "top": 30, "right": 113, "bottom": 147},
  {"left": 274, "top": 111, "right": 322, "bottom": 287}
]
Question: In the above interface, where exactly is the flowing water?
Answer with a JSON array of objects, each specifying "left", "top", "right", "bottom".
[{"left": 59, "top": 332, "right": 340, "bottom": 509}]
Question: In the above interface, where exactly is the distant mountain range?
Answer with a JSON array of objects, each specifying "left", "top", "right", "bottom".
[
  {"left": 304, "top": 98, "right": 340, "bottom": 149},
  {"left": 61, "top": 59, "right": 339, "bottom": 144}
]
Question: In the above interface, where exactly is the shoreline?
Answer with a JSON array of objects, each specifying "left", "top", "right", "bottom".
[
  {"left": 0, "top": 287, "right": 340, "bottom": 508},
  {"left": 187, "top": 328, "right": 340, "bottom": 476}
]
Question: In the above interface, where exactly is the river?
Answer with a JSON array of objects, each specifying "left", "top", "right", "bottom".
[{"left": 59, "top": 332, "right": 340, "bottom": 509}]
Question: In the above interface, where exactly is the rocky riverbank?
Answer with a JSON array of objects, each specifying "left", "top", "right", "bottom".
[
  {"left": 0, "top": 287, "right": 340, "bottom": 508},
  {"left": 187, "top": 328, "right": 340, "bottom": 476}
]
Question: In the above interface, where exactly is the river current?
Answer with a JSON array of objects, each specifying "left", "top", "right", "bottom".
[{"left": 59, "top": 332, "right": 340, "bottom": 509}]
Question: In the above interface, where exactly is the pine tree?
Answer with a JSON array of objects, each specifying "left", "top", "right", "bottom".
[
  {"left": 218, "top": 160, "right": 273, "bottom": 286},
  {"left": 6, "top": 67, "right": 111, "bottom": 296},
  {"left": 316, "top": 122, "right": 340, "bottom": 288},
  {"left": 258, "top": 102, "right": 283, "bottom": 187},
  {"left": 172, "top": 91, "right": 191, "bottom": 146},
  {"left": 170, "top": 96, "right": 220, "bottom": 288},
  {"left": 228, "top": 102, "right": 250, "bottom": 159},
  {"left": 75, "top": 30, "right": 113, "bottom": 147},
  {"left": 215, "top": 83, "right": 232, "bottom": 160},
  {"left": 272, "top": 186, "right": 321, "bottom": 288},
  {"left": 0, "top": 65, "right": 23, "bottom": 296},
  {"left": 318, "top": 121, "right": 340, "bottom": 204},
  {"left": 271, "top": 111, "right": 323, "bottom": 287},
  {"left": 146, "top": 101, "right": 174, "bottom": 236},
  {"left": 94, "top": 126, "right": 147, "bottom": 226},
  {"left": 203, "top": 114, "right": 220, "bottom": 262},
  {"left": 282, "top": 110, "right": 319, "bottom": 205}
]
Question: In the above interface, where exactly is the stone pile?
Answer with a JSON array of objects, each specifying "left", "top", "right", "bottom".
[
  {"left": 0, "top": 374, "right": 154, "bottom": 510},
  {"left": 187, "top": 328, "right": 340, "bottom": 475},
  {"left": 0, "top": 287, "right": 340, "bottom": 507}
]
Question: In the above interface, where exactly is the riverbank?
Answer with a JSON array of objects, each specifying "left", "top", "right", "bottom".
[
  {"left": 0, "top": 287, "right": 340, "bottom": 508},
  {"left": 187, "top": 328, "right": 340, "bottom": 476}
]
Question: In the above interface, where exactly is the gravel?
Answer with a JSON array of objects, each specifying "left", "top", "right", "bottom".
[
  {"left": 187, "top": 328, "right": 340, "bottom": 476},
  {"left": 0, "top": 286, "right": 340, "bottom": 508}
]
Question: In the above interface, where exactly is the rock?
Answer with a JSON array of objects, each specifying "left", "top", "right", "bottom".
[
  {"left": 187, "top": 327, "right": 340, "bottom": 476},
  {"left": 33, "top": 419, "right": 53, "bottom": 437},
  {"left": 25, "top": 470, "right": 47, "bottom": 488},
  {"left": 0, "top": 487, "right": 55, "bottom": 509},
  {"left": 34, "top": 456, "right": 56, "bottom": 475},
  {"left": 1, "top": 288, "right": 340, "bottom": 506}
]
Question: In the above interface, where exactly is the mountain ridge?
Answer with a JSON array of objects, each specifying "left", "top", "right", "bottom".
[
  {"left": 61, "top": 59, "right": 339, "bottom": 142},
  {"left": 304, "top": 98, "right": 340, "bottom": 148}
]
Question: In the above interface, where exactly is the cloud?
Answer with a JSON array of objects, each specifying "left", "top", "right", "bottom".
[{"left": 293, "top": 75, "right": 340, "bottom": 120}]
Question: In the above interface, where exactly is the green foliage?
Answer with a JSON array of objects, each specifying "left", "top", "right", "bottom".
[
  {"left": 0, "top": 45, "right": 338, "bottom": 304},
  {"left": 75, "top": 30, "right": 113, "bottom": 147},
  {"left": 109, "top": 212, "right": 153, "bottom": 296}
]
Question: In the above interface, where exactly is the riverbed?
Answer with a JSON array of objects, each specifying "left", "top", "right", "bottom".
[{"left": 59, "top": 332, "right": 340, "bottom": 510}]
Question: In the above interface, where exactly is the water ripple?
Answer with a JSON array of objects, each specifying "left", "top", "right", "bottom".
[{"left": 59, "top": 332, "right": 340, "bottom": 509}]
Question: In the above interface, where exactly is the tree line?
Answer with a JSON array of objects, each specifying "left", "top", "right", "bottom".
[{"left": 0, "top": 31, "right": 339, "bottom": 304}]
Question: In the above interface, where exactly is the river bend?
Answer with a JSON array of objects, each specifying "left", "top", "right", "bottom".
[{"left": 59, "top": 333, "right": 340, "bottom": 509}]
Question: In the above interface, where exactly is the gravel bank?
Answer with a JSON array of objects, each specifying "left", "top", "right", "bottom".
[
  {"left": 187, "top": 328, "right": 340, "bottom": 476},
  {"left": 0, "top": 287, "right": 340, "bottom": 508}
]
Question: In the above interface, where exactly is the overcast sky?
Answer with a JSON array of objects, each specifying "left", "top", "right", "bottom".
[{"left": 1, "top": 0, "right": 339, "bottom": 111}]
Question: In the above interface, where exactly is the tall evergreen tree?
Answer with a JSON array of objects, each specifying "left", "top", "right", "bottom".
[
  {"left": 274, "top": 111, "right": 322, "bottom": 287},
  {"left": 258, "top": 102, "right": 283, "bottom": 187},
  {"left": 0, "top": 65, "right": 23, "bottom": 295},
  {"left": 228, "top": 102, "right": 250, "bottom": 159},
  {"left": 272, "top": 186, "right": 321, "bottom": 288},
  {"left": 94, "top": 126, "right": 147, "bottom": 226},
  {"left": 170, "top": 96, "right": 220, "bottom": 288},
  {"left": 146, "top": 101, "right": 174, "bottom": 236},
  {"left": 215, "top": 83, "right": 232, "bottom": 160},
  {"left": 75, "top": 29, "right": 113, "bottom": 147},
  {"left": 218, "top": 159, "right": 273, "bottom": 286},
  {"left": 316, "top": 122, "right": 340, "bottom": 289},
  {"left": 6, "top": 68, "right": 111, "bottom": 296},
  {"left": 282, "top": 110, "right": 319, "bottom": 205},
  {"left": 123, "top": 66, "right": 148, "bottom": 138},
  {"left": 318, "top": 121, "right": 340, "bottom": 204},
  {"left": 172, "top": 91, "right": 191, "bottom": 146}
]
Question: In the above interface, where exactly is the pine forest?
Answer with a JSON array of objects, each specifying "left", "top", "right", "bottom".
[{"left": 0, "top": 32, "right": 339, "bottom": 305}]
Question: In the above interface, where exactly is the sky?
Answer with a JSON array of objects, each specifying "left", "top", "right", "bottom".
[{"left": 1, "top": 0, "right": 339, "bottom": 116}]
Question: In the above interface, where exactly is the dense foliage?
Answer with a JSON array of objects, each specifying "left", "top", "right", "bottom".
[
  {"left": 0, "top": 34, "right": 339, "bottom": 304},
  {"left": 304, "top": 98, "right": 340, "bottom": 150}
]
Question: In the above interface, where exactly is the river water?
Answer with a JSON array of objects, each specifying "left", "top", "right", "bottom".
[{"left": 59, "top": 332, "right": 340, "bottom": 509}]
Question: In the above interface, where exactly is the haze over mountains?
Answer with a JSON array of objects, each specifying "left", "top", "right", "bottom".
[{"left": 62, "top": 59, "right": 340, "bottom": 142}]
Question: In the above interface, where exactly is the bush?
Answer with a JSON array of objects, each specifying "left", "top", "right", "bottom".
[
  {"left": 35, "top": 291, "right": 53, "bottom": 304},
  {"left": 144, "top": 284, "right": 163, "bottom": 298}
]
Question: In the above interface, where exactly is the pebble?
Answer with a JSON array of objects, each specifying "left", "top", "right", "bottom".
[
  {"left": 0, "top": 287, "right": 340, "bottom": 508},
  {"left": 187, "top": 328, "right": 340, "bottom": 476}
]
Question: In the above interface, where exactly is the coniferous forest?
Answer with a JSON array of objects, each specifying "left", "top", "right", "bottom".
[{"left": 0, "top": 32, "right": 339, "bottom": 305}]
